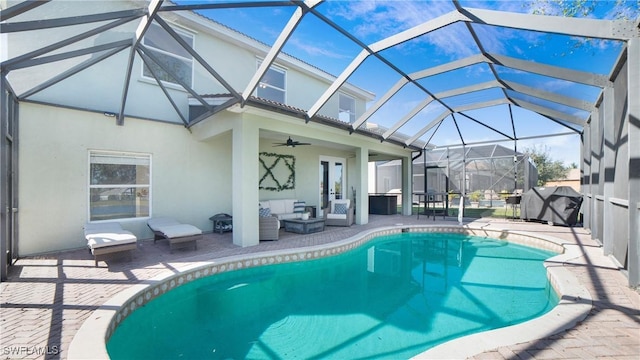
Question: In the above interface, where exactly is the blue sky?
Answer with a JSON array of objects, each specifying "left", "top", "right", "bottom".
[{"left": 186, "top": 0, "right": 639, "bottom": 166}]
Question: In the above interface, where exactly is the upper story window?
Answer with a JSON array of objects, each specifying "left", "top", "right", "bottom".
[
  {"left": 257, "top": 60, "right": 286, "bottom": 104},
  {"left": 142, "top": 23, "right": 194, "bottom": 87},
  {"left": 339, "top": 93, "right": 355, "bottom": 123},
  {"left": 89, "top": 151, "right": 151, "bottom": 221}
]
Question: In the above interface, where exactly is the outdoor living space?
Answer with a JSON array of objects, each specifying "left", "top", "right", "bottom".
[
  {"left": 2, "top": 0, "right": 640, "bottom": 359},
  {"left": 1, "top": 215, "right": 639, "bottom": 360}
]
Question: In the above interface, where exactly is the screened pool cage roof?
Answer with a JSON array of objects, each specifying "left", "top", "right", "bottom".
[{"left": 1, "top": 0, "right": 639, "bottom": 151}]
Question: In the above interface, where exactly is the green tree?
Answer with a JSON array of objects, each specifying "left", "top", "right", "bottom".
[
  {"left": 527, "top": 0, "right": 638, "bottom": 20},
  {"left": 525, "top": 145, "right": 569, "bottom": 186},
  {"left": 525, "top": 1, "right": 639, "bottom": 56}
]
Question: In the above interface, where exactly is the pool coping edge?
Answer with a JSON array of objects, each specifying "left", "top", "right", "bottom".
[{"left": 67, "top": 225, "right": 592, "bottom": 360}]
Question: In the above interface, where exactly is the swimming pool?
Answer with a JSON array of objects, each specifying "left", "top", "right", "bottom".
[{"left": 106, "top": 232, "right": 559, "bottom": 359}]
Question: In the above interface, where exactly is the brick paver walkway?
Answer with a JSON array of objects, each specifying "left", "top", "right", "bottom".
[{"left": 1, "top": 216, "right": 638, "bottom": 359}]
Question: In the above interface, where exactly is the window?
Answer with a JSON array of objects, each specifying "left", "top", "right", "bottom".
[
  {"left": 339, "top": 93, "right": 355, "bottom": 123},
  {"left": 89, "top": 151, "right": 151, "bottom": 221},
  {"left": 142, "top": 23, "right": 194, "bottom": 87},
  {"left": 257, "top": 60, "right": 286, "bottom": 103}
]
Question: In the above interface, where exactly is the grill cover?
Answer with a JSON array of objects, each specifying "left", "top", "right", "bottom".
[{"left": 520, "top": 186, "right": 583, "bottom": 226}]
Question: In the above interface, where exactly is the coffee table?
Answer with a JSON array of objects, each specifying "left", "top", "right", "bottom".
[{"left": 282, "top": 218, "right": 325, "bottom": 234}]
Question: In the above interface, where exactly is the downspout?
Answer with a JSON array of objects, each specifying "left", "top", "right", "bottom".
[
  {"left": 412, "top": 150, "right": 423, "bottom": 162},
  {"left": 459, "top": 144, "right": 466, "bottom": 226},
  {"left": 412, "top": 150, "right": 423, "bottom": 214}
]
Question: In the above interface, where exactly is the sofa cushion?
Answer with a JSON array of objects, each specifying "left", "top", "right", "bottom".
[
  {"left": 334, "top": 203, "right": 347, "bottom": 214},
  {"left": 259, "top": 199, "right": 298, "bottom": 215},
  {"left": 269, "top": 200, "right": 286, "bottom": 215},
  {"left": 293, "top": 201, "right": 306, "bottom": 213},
  {"left": 259, "top": 207, "right": 271, "bottom": 217},
  {"left": 283, "top": 199, "right": 296, "bottom": 213},
  {"left": 327, "top": 213, "right": 347, "bottom": 220},
  {"left": 278, "top": 213, "right": 300, "bottom": 220},
  {"left": 331, "top": 199, "right": 350, "bottom": 213}
]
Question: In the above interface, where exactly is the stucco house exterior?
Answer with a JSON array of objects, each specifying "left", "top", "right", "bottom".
[
  {"left": 2, "top": 0, "right": 638, "bottom": 287},
  {"left": 3, "top": 0, "right": 418, "bottom": 258},
  {"left": 545, "top": 168, "right": 581, "bottom": 192}
]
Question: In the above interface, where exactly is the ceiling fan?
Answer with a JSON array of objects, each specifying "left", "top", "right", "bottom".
[{"left": 273, "top": 136, "right": 311, "bottom": 148}]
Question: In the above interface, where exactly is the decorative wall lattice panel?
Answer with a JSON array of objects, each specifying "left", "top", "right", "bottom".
[{"left": 259, "top": 152, "right": 295, "bottom": 191}]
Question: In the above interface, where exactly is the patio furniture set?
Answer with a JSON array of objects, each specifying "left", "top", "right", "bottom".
[
  {"left": 259, "top": 198, "right": 354, "bottom": 240},
  {"left": 83, "top": 198, "right": 354, "bottom": 265}
]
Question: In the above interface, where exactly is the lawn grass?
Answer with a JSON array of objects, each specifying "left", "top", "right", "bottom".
[{"left": 406, "top": 206, "right": 520, "bottom": 219}]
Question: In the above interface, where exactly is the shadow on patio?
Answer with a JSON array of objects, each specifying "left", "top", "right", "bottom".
[{"left": 1, "top": 216, "right": 638, "bottom": 360}]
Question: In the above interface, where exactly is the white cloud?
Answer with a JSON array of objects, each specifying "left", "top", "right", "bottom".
[
  {"left": 327, "top": 1, "right": 479, "bottom": 59},
  {"left": 287, "top": 37, "right": 351, "bottom": 59}
]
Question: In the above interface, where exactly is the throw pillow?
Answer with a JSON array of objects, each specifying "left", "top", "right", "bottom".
[
  {"left": 334, "top": 203, "right": 347, "bottom": 215},
  {"left": 293, "top": 201, "right": 306, "bottom": 213},
  {"left": 259, "top": 207, "right": 271, "bottom": 217}
]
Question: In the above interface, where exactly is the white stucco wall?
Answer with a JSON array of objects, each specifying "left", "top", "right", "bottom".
[
  {"left": 18, "top": 103, "right": 232, "bottom": 255},
  {"left": 18, "top": 100, "right": 412, "bottom": 255}
]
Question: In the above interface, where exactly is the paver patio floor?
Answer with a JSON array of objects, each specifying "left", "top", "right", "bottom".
[{"left": 1, "top": 215, "right": 638, "bottom": 359}]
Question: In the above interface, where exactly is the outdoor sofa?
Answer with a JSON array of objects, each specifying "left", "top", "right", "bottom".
[
  {"left": 258, "top": 199, "right": 310, "bottom": 239},
  {"left": 259, "top": 199, "right": 306, "bottom": 221}
]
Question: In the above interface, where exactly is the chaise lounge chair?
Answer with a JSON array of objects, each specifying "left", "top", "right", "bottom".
[
  {"left": 147, "top": 217, "right": 202, "bottom": 252},
  {"left": 84, "top": 222, "right": 138, "bottom": 266}
]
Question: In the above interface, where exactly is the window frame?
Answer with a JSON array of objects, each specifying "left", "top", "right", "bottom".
[
  {"left": 141, "top": 22, "right": 195, "bottom": 88},
  {"left": 88, "top": 150, "right": 152, "bottom": 222},
  {"left": 338, "top": 92, "right": 356, "bottom": 123},
  {"left": 256, "top": 59, "right": 287, "bottom": 104}
]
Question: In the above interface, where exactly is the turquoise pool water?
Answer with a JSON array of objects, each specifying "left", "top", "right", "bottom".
[{"left": 107, "top": 232, "right": 559, "bottom": 359}]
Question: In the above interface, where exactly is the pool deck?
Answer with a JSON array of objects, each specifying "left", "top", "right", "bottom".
[{"left": 1, "top": 215, "right": 638, "bottom": 359}]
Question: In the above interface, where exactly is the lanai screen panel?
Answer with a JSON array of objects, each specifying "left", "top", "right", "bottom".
[{"left": 418, "top": 145, "right": 536, "bottom": 196}]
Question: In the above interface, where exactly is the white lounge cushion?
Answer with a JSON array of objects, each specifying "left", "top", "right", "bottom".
[
  {"left": 147, "top": 217, "right": 181, "bottom": 230},
  {"left": 86, "top": 232, "right": 137, "bottom": 249},
  {"left": 84, "top": 222, "right": 137, "bottom": 250},
  {"left": 326, "top": 213, "right": 347, "bottom": 220},
  {"left": 154, "top": 224, "right": 202, "bottom": 238}
]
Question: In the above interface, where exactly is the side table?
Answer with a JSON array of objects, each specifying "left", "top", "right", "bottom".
[
  {"left": 209, "top": 213, "right": 233, "bottom": 234},
  {"left": 304, "top": 205, "right": 317, "bottom": 218}
]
